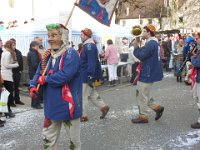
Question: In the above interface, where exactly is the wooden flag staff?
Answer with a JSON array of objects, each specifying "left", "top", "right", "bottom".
[
  {"left": 65, "top": 0, "right": 79, "bottom": 27},
  {"left": 37, "top": 60, "right": 50, "bottom": 90}
]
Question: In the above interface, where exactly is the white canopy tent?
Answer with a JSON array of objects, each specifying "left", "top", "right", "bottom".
[{"left": 0, "top": 17, "right": 132, "bottom": 56}]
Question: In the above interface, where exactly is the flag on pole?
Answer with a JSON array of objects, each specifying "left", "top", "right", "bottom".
[{"left": 76, "top": 0, "right": 118, "bottom": 26}]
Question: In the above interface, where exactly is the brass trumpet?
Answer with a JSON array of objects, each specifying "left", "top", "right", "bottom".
[
  {"left": 131, "top": 25, "right": 142, "bottom": 37},
  {"left": 130, "top": 25, "right": 142, "bottom": 47}
]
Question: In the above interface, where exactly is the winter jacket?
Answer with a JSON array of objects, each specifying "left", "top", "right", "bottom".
[
  {"left": 30, "top": 48, "right": 82, "bottom": 121},
  {"left": 1, "top": 50, "right": 19, "bottom": 82},
  {"left": 191, "top": 50, "right": 200, "bottom": 83},
  {"left": 12, "top": 49, "right": 23, "bottom": 74},
  {"left": 105, "top": 44, "right": 119, "bottom": 65},
  {"left": 134, "top": 38, "right": 163, "bottom": 83},
  {"left": 27, "top": 48, "right": 41, "bottom": 80},
  {"left": 80, "top": 38, "right": 102, "bottom": 83}
]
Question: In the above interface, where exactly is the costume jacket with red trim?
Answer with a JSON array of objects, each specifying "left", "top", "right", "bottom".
[
  {"left": 80, "top": 39, "right": 102, "bottom": 83},
  {"left": 191, "top": 48, "right": 200, "bottom": 83},
  {"left": 30, "top": 48, "right": 82, "bottom": 121},
  {"left": 134, "top": 38, "right": 163, "bottom": 83}
]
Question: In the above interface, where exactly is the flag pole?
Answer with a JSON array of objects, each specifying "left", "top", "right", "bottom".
[{"left": 64, "top": 0, "right": 79, "bottom": 27}]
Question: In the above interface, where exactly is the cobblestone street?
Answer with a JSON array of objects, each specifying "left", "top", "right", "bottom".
[{"left": 0, "top": 73, "right": 200, "bottom": 150}]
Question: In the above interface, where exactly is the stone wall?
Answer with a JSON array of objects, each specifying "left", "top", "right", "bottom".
[
  {"left": 167, "top": 0, "right": 200, "bottom": 31},
  {"left": 21, "top": 56, "right": 29, "bottom": 85}
]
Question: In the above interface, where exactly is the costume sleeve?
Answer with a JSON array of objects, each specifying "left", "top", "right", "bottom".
[
  {"left": 191, "top": 53, "right": 200, "bottom": 68},
  {"left": 45, "top": 49, "right": 80, "bottom": 87},
  {"left": 86, "top": 44, "right": 97, "bottom": 78},
  {"left": 133, "top": 41, "right": 154, "bottom": 61}
]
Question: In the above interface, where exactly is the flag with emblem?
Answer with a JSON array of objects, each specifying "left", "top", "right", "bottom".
[{"left": 76, "top": 0, "right": 118, "bottom": 26}]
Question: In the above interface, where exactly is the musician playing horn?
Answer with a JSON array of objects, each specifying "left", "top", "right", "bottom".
[
  {"left": 190, "top": 32, "right": 200, "bottom": 129},
  {"left": 131, "top": 24, "right": 165, "bottom": 124}
]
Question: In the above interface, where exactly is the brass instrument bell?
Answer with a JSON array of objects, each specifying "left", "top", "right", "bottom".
[{"left": 131, "top": 25, "right": 142, "bottom": 36}]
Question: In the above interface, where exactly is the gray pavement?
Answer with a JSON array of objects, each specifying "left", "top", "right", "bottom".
[{"left": 0, "top": 72, "right": 200, "bottom": 150}]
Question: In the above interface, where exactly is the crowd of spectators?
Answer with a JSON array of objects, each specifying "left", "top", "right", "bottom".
[{"left": 0, "top": 18, "right": 35, "bottom": 31}]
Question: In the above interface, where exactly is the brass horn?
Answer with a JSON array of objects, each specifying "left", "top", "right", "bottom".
[{"left": 131, "top": 25, "right": 142, "bottom": 37}]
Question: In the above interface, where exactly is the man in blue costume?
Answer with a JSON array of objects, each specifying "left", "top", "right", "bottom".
[
  {"left": 80, "top": 28, "right": 110, "bottom": 122},
  {"left": 29, "top": 24, "right": 82, "bottom": 150},
  {"left": 190, "top": 32, "right": 200, "bottom": 129},
  {"left": 132, "top": 24, "right": 164, "bottom": 124}
]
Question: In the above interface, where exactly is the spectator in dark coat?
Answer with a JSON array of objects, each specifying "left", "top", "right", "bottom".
[
  {"left": 10, "top": 38, "right": 24, "bottom": 105},
  {"left": 27, "top": 41, "right": 42, "bottom": 109},
  {"left": 0, "top": 38, "right": 3, "bottom": 59}
]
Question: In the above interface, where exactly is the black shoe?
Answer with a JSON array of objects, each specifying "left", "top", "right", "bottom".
[
  {"left": 180, "top": 77, "right": 182, "bottom": 82},
  {"left": 191, "top": 122, "right": 200, "bottom": 129},
  {"left": 5, "top": 112, "right": 15, "bottom": 118},
  {"left": 32, "top": 106, "right": 43, "bottom": 109},
  {"left": 0, "top": 119, "right": 6, "bottom": 124},
  {"left": 100, "top": 106, "right": 110, "bottom": 119},
  {"left": 155, "top": 106, "right": 164, "bottom": 120},
  {"left": 0, "top": 121, "right": 4, "bottom": 127},
  {"left": 176, "top": 76, "right": 179, "bottom": 82},
  {"left": 15, "top": 101, "right": 25, "bottom": 105},
  {"left": 108, "top": 81, "right": 113, "bottom": 87},
  {"left": 113, "top": 80, "right": 117, "bottom": 86},
  {"left": 10, "top": 103, "right": 16, "bottom": 107}
]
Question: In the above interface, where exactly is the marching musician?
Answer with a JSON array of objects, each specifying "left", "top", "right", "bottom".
[
  {"left": 190, "top": 32, "right": 200, "bottom": 129},
  {"left": 131, "top": 24, "right": 164, "bottom": 124}
]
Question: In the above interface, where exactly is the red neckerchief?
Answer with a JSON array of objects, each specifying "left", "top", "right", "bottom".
[
  {"left": 189, "top": 67, "right": 197, "bottom": 88},
  {"left": 132, "top": 63, "right": 142, "bottom": 85},
  {"left": 59, "top": 50, "right": 75, "bottom": 119},
  {"left": 78, "top": 48, "right": 83, "bottom": 57}
]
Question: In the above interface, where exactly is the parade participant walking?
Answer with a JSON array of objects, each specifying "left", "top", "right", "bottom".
[
  {"left": 190, "top": 32, "right": 200, "bottom": 129},
  {"left": 132, "top": 24, "right": 164, "bottom": 123},
  {"left": 80, "top": 28, "right": 110, "bottom": 122},
  {"left": 29, "top": 23, "right": 82, "bottom": 150},
  {"left": 10, "top": 38, "right": 24, "bottom": 105}
]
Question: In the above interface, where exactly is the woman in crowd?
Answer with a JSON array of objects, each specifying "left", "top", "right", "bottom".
[
  {"left": 105, "top": 39, "right": 119, "bottom": 86},
  {"left": 1, "top": 40, "right": 19, "bottom": 118},
  {"left": 174, "top": 39, "right": 184, "bottom": 82}
]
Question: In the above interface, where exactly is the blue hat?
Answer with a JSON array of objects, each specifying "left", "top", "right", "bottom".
[{"left": 186, "top": 36, "right": 195, "bottom": 44}]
